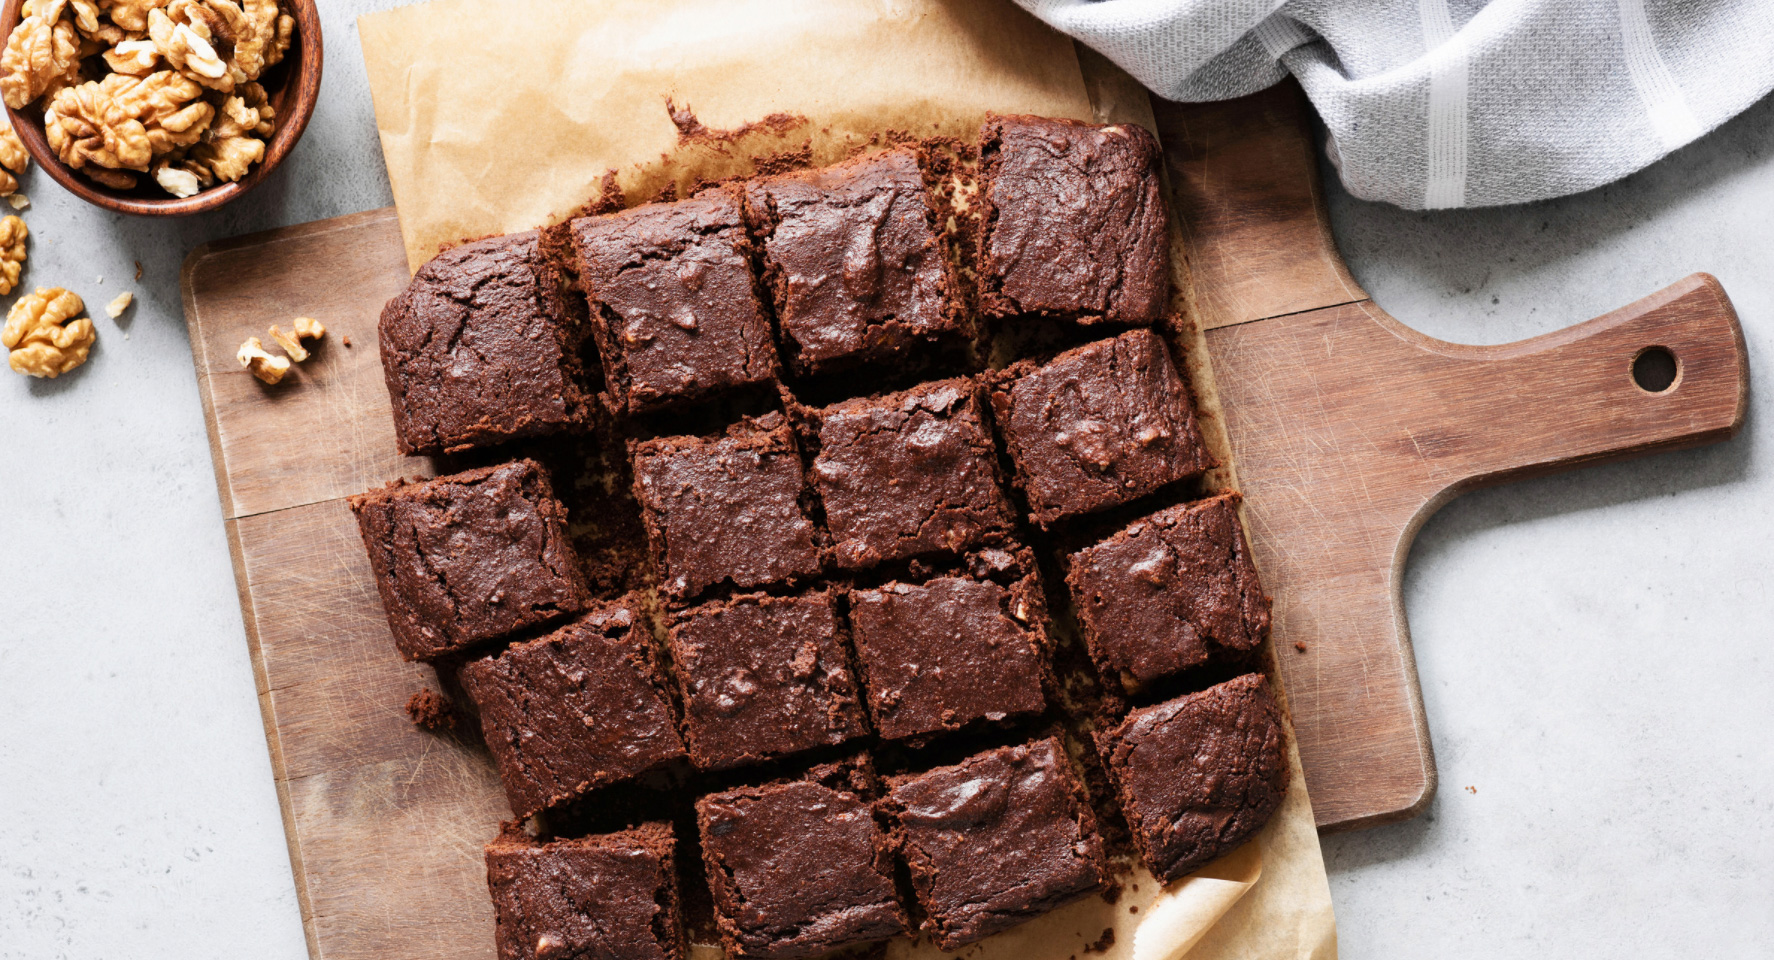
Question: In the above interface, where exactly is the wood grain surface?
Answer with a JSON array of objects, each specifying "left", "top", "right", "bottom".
[{"left": 181, "top": 83, "right": 1748, "bottom": 957}]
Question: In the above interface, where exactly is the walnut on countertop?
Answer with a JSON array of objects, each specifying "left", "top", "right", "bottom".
[
  {"left": 0, "top": 215, "right": 28, "bottom": 295},
  {"left": 0, "top": 0, "right": 83, "bottom": 110},
  {"left": 0, "top": 122, "right": 29, "bottom": 196},
  {"left": 236, "top": 335, "right": 288, "bottom": 384},
  {"left": 3, "top": 286, "right": 93, "bottom": 378}
]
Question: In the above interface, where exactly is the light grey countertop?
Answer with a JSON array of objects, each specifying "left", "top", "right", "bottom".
[{"left": 2, "top": 5, "right": 1769, "bottom": 957}]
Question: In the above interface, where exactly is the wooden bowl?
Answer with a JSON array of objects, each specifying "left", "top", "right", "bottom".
[{"left": 0, "top": 0, "right": 322, "bottom": 216}]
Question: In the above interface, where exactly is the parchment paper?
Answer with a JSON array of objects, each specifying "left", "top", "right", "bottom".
[{"left": 358, "top": 2, "right": 1338, "bottom": 957}]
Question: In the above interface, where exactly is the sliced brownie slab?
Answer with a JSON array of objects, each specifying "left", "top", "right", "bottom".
[
  {"left": 378, "top": 231, "right": 594, "bottom": 456},
  {"left": 485, "top": 821, "right": 683, "bottom": 960},
  {"left": 572, "top": 189, "right": 777, "bottom": 414},
  {"left": 744, "top": 147, "right": 961, "bottom": 374},
  {"left": 349, "top": 459, "right": 588, "bottom": 660},
  {"left": 976, "top": 114, "right": 1169, "bottom": 326},
  {"left": 459, "top": 596, "right": 685, "bottom": 818},
  {"left": 696, "top": 759, "right": 905, "bottom": 958},
  {"left": 631, "top": 412, "right": 822, "bottom": 602},
  {"left": 666, "top": 588, "right": 868, "bottom": 771},
  {"left": 1096, "top": 673, "right": 1289, "bottom": 882},
  {"left": 878, "top": 737, "right": 1108, "bottom": 949},
  {"left": 848, "top": 545, "right": 1048, "bottom": 742},
  {"left": 805, "top": 376, "right": 1014, "bottom": 571},
  {"left": 1067, "top": 493, "right": 1270, "bottom": 693},
  {"left": 988, "top": 329, "right": 1212, "bottom": 528}
]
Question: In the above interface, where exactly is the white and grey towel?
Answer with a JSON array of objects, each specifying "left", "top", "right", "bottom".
[{"left": 1017, "top": 0, "right": 1774, "bottom": 209}]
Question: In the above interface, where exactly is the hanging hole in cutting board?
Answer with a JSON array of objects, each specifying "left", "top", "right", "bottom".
[{"left": 1632, "top": 345, "right": 1680, "bottom": 394}]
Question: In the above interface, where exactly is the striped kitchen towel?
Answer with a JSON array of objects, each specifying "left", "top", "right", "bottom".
[{"left": 1017, "top": 0, "right": 1774, "bottom": 209}]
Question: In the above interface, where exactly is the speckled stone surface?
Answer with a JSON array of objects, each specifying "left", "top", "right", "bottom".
[{"left": 1, "top": 5, "right": 1770, "bottom": 955}]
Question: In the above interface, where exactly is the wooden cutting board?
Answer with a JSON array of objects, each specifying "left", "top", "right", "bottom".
[{"left": 182, "top": 84, "right": 1747, "bottom": 957}]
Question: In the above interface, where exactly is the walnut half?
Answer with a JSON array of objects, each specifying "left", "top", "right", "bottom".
[
  {"left": 0, "top": 122, "right": 29, "bottom": 196},
  {"left": 0, "top": 214, "right": 27, "bottom": 295},
  {"left": 4, "top": 286, "right": 93, "bottom": 378}
]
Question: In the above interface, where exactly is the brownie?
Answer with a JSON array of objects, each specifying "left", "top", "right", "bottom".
[
  {"left": 696, "top": 764, "right": 906, "bottom": 957},
  {"left": 349, "top": 460, "right": 589, "bottom": 661},
  {"left": 806, "top": 377, "right": 1015, "bottom": 571},
  {"left": 988, "top": 329, "right": 1211, "bottom": 527},
  {"left": 378, "top": 231, "right": 594, "bottom": 456},
  {"left": 1067, "top": 493, "right": 1270, "bottom": 692},
  {"left": 459, "top": 596, "right": 686, "bottom": 818},
  {"left": 1097, "top": 673, "right": 1289, "bottom": 882},
  {"left": 666, "top": 589, "right": 868, "bottom": 770},
  {"left": 975, "top": 115, "right": 1169, "bottom": 326},
  {"left": 848, "top": 548, "right": 1049, "bottom": 742},
  {"left": 879, "top": 737, "right": 1108, "bottom": 948},
  {"left": 572, "top": 189, "right": 777, "bottom": 414},
  {"left": 486, "top": 821, "right": 684, "bottom": 960},
  {"left": 631, "top": 413, "right": 821, "bottom": 601},
  {"left": 744, "top": 147, "right": 960, "bottom": 374}
]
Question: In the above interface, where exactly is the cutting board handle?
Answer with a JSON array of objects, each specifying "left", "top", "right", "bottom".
[
  {"left": 1165, "top": 82, "right": 1751, "bottom": 832},
  {"left": 1382, "top": 272, "right": 1748, "bottom": 499},
  {"left": 1202, "top": 273, "right": 1748, "bottom": 831}
]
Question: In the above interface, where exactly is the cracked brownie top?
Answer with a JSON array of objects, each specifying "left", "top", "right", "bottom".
[{"left": 348, "top": 458, "right": 589, "bottom": 660}]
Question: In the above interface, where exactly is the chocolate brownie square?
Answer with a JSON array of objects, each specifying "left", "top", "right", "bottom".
[
  {"left": 1097, "top": 673, "right": 1289, "bottom": 882},
  {"left": 1067, "top": 493, "right": 1270, "bottom": 692},
  {"left": 988, "top": 329, "right": 1211, "bottom": 527},
  {"left": 744, "top": 147, "right": 961, "bottom": 374},
  {"left": 349, "top": 459, "right": 589, "bottom": 661},
  {"left": 460, "top": 596, "right": 685, "bottom": 818},
  {"left": 975, "top": 115, "right": 1169, "bottom": 326},
  {"left": 378, "top": 231, "right": 595, "bottom": 456},
  {"left": 486, "top": 821, "right": 684, "bottom": 960},
  {"left": 666, "top": 589, "right": 868, "bottom": 770},
  {"left": 572, "top": 189, "right": 777, "bottom": 414},
  {"left": 696, "top": 760, "right": 906, "bottom": 957},
  {"left": 848, "top": 547, "right": 1049, "bottom": 742},
  {"left": 878, "top": 737, "right": 1108, "bottom": 949},
  {"left": 631, "top": 413, "right": 821, "bottom": 601},
  {"left": 806, "top": 377, "right": 1015, "bottom": 571}
]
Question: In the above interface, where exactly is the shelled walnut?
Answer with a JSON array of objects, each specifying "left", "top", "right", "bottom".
[
  {"left": 236, "top": 334, "right": 287, "bottom": 384},
  {"left": 267, "top": 313, "right": 319, "bottom": 361},
  {"left": 4, "top": 286, "right": 92, "bottom": 378},
  {"left": 0, "top": 215, "right": 27, "bottom": 295},
  {"left": 0, "top": 123, "right": 29, "bottom": 195},
  {"left": 0, "top": 0, "right": 293, "bottom": 196}
]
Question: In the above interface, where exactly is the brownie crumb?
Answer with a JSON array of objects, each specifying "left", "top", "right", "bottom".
[
  {"left": 404, "top": 689, "right": 456, "bottom": 732},
  {"left": 341, "top": 335, "right": 352, "bottom": 347},
  {"left": 1099, "top": 881, "right": 1123, "bottom": 906},
  {"left": 1085, "top": 929, "right": 1115, "bottom": 953},
  {"left": 663, "top": 97, "right": 805, "bottom": 147},
  {"left": 1295, "top": 641, "right": 1309, "bottom": 653}
]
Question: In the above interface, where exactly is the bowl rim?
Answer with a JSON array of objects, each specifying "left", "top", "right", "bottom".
[{"left": 0, "top": 0, "right": 323, "bottom": 217}]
